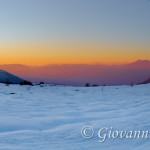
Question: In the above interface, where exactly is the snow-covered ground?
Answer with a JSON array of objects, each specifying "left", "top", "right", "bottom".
[{"left": 0, "top": 83, "right": 150, "bottom": 150}]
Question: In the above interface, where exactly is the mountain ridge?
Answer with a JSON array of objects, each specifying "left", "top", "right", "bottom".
[{"left": 0, "top": 60, "right": 150, "bottom": 86}]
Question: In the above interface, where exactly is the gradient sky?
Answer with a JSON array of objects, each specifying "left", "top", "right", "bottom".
[{"left": 0, "top": 0, "right": 150, "bottom": 65}]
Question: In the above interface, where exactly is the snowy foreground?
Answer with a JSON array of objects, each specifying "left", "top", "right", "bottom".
[{"left": 0, "top": 83, "right": 150, "bottom": 150}]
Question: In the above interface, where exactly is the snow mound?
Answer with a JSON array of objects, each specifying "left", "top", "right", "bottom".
[{"left": 0, "top": 70, "right": 25, "bottom": 84}]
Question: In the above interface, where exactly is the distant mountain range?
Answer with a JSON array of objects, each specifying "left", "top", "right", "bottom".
[{"left": 0, "top": 60, "right": 150, "bottom": 86}]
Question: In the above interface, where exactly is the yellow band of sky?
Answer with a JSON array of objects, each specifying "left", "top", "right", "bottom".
[{"left": 0, "top": 42, "right": 150, "bottom": 65}]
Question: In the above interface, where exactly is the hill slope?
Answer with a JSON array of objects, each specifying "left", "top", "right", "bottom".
[
  {"left": 139, "top": 78, "right": 150, "bottom": 84},
  {"left": 0, "top": 70, "right": 28, "bottom": 84}
]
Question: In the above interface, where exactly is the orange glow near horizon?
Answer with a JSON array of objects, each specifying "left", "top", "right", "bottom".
[{"left": 0, "top": 43, "right": 150, "bottom": 66}]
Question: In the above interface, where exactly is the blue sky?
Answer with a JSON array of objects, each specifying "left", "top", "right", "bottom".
[{"left": 0, "top": 0, "right": 149, "bottom": 45}]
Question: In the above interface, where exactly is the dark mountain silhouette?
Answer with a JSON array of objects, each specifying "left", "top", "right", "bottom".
[
  {"left": 139, "top": 78, "right": 150, "bottom": 85},
  {"left": 0, "top": 70, "right": 32, "bottom": 85}
]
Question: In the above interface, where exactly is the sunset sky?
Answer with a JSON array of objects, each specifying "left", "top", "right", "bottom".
[{"left": 0, "top": 0, "right": 150, "bottom": 65}]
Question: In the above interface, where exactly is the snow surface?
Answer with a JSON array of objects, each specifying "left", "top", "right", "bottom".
[{"left": 0, "top": 83, "right": 150, "bottom": 150}]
